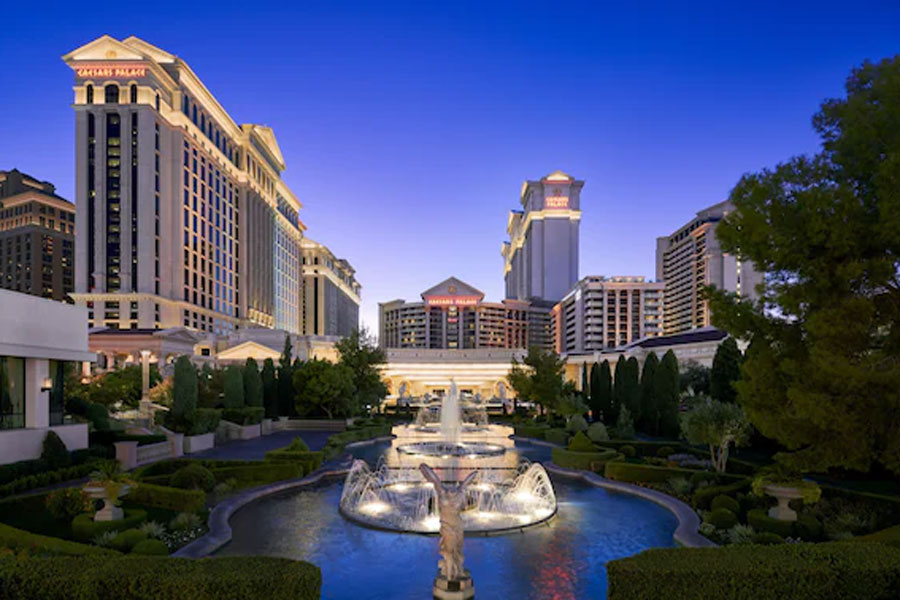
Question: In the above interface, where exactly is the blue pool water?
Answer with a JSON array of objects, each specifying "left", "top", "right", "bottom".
[{"left": 217, "top": 441, "right": 676, "bottom": 599}]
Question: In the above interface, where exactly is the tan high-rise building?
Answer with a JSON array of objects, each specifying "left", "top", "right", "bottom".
[
  {"left": 63, "top": 36, "right": 305, "bottom": 335},
  {"left": 0, "top": 170, "right": 75, "bottom": 302},
  {"left": 300, "top": 238, "right": 360, "bottom": 338},
  {"left": 551, "top": 276, "right": 664, "bottom": 354},
  {"left": 656, "top": 200, "right": 762, "bottom": 335}
]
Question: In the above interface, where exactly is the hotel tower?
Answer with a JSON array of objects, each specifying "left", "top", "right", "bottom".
[{"left": 63, "top": 36, "right": 306, "bottom": 336}]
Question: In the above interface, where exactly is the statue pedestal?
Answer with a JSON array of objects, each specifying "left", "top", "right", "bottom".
[{"left": 433, "top": 571, "right": 474, "bottom": 600}]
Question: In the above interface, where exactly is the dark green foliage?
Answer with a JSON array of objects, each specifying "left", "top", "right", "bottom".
[
  {"left": 0, "top": 556, "right": 322, "bottom": 599},
  {"left": 110, "top": 528, "right": 147, "bottom": 552},
  {"left": 705, "top": 508, "right": 738, "bottom": 529},
  {"left": 186, "top": 408, "right": 221, "bottom": 436},
  {"left": 795, "top": 513, "right": 825, "bottom": 541},
  {"left": 287, "top": 436, "right": 309, "bottom": 451},
  {"left": 223, "top": 366, "right": 244, "bottom": 409},
  {"left": 552, "top": 447, "right": 619, "bottom": 471},
  {"left": 277, "top": 364, "right": 294, "bottom": 417},
  {"left": 638, "top": 353, "right": 658, "bottom": 434},
  {"left": 706, "top": 58, "right": 900, "bottom": 476},
  {"left": 0, "top": 522, "right": 115, "bottom": 556},
  {"left": 567, "top": 431, "right": 595, "bottom": 452},
  {"left": 747, "top": 508, "right": 794, "bottom": 537},
  {"left": 130, "top": 538, "right": 169, "bottom": 555},
  {"left": 222, "top": 407, "right": 264, "bottom": 425},
  {"left": 581, "top": 363, "right": 590, "bottom": 403},
  {"left": 170, "top": 464, "right": 216, "bottom": 492},
  {"left": 709, "top": 338, "right": 742, "bottom": 404},
  {"left": 44, "top": 488, "right": 90, "bottom": 520},
  {"left": 320, "top": 424, "right": 393, "bottom": 459},
  {"left": 604, "top": 462, "right": 739, "bottom": 485},
  {"left": 82, "top": 365, "right": 162, "bottom": 409},
  {"left": 293, "top": 359, "right": 355, "bottom": 419},
  {"left": 656, "top": 445, "right": 676, "bottom": 458},
  {"left": 751, "top": 532, "right": 785, "bottom": 545},
  {"left": 243, "top": 358, "right": 263, "bottom": 408},
  {"left": 689, "top": 470, "right": 718, "bottom": 487},
  {"left": 679, "top": 362, "right": 710, "bottom": 395},
  {"left": 592, "top": 360, "right": 615, "bottom": 424},
  {"left": 513, "top": 424, "right": 548, "bottom": 439},
  {"left": 336, "top": 328, "right": 388, "bottom": 416},
  {"left": 543, "top": 429, "right": 569, "bottom": 446},
  {"left": 692, "top": 478, "right": 752, "bottom": 510},
  {"left": 171, "top": 356, "right": 198, "bottom": 430},
  {"left": 208, "top": 463, "right": 304, "bottom": 488},
  {"left": 197, "top": 364, "right": 224, "bottom": 409},
  {"left": 619, "top": 445, "right": 636, "bottom": 458},
  {"left": 855, "top": 524, "right": 900, "bottom": 548},
  {"left": 0, "top": 462, "right": 101, "bottom": 499},
  {"left": 607, "top": 542, "right": 900, "bottom": 600},
  {"left": 71, "top": 509, "right": 147, "bottom": 542},
  {"left": 612, "top": 356, "right": 628, "bottom": 416},
  {"left": 40, "top": 431, "right": 70, "bottom": 469},
  {"left": 261, "top": 358, "right": 278, "bottom": 419},
  {"left": 655, "top": 350, "right": 680, "bottom": 437},
  {"left": 85, "top": 403, "right": 110, "bottom": 431},
  {"left": 710, "top": 494, "right": 740, "bottom": 515},
  {"left": 128, "top": 483, "right": 205, "bottom": 513},
  {"left": 508, "top": 346, "right": 570, "bottom": 415}
]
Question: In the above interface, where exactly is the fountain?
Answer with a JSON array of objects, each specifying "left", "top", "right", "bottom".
[{"left": 339, "top": 379, "right": 557, "bottom": 534}]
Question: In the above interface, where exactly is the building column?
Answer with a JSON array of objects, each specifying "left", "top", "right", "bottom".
[{"left": 24, "top": 358, "right": 50, "bottom": 429}]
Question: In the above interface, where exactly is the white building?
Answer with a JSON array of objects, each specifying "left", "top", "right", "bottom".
[
  {"left": 300, "top": 238, "right": 361, "bottom": 338},
  {"left": 656, "top": 200, "right": 763, "bottom": 335},
  {"left": 0, "top": 290, "right": 94, "bottom": 465},
  {"left": 551, "top": 276, "right": 664, "bottom": 353}
]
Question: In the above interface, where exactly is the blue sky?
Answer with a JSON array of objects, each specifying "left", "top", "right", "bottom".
[{"left": 1, "top": 1, "right": 898, "bottom": 330}]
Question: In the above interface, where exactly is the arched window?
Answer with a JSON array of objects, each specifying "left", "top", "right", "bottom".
[
  {"left": 86, "top": 84, "right": 94, "bottom": 104},
  {"left": 155, "top": 94, "right": 160, "bottom": 111},
  {"left": 105, "top": 84, "right": 119, "bottom": 104},
  {"left": 130, "top": 84, "right": 137, "bottom": 103}
]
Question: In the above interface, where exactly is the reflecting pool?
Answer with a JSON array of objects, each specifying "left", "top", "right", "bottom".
[{"left": 217, "top": 440, "right": 677, "bottom": 599}]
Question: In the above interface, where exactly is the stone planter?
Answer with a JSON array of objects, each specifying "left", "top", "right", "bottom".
[
  {"left": 238, "top": 423, "right": 261, "bottom": 440},
  {"left": 261, "top": 418, "right": 273, "bottom": 435},
  {"left": 83, "top": 483, "right": 131, "bottom": 522},
  {"left": 764, "top": 484, "right": 804, "bottom": 521},
  {"left": 183, "top": 432, "right": 215, "bottom": 454}
]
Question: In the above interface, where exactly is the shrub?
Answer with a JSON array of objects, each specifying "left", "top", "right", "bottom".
[
  {"left": 0, "top": 556, "right": 322, "bottom": 599},
  {"left": 71, "top": 509, "right": 148, "bottom": 542},
  {"left": 188, "top": 408, "right": 221, "bottom": 436},
  {"left": 705, "top": 508, "right": 738, "bottom": 530},
  {"left": 668, "top": 477, "right": 693, "bottom": 497},
  {"left": 170, "top": 512, "right": 202, "bottom": 531},
  {"left": 85, "top": 403, "right": 110, "bottom": 430},
  {"left": 615, "top": 405, "right": 636, "bottom": 439},
  {"left": 552, "top": 447, "right": 619, "bottom": 471},
  {"left": 264, "top": 450, "right": 324, "bottom": 473},
  {"left": 209, "top": 463, "right": 303, "bottom": 488},
  {"left": 854, "top": 524, "right": 900, "bottom": 548},
  {"left": 222, "top": 407, "right": 265, "bottom": 426},
  {"left": 567, "top": 431, "right": 595, "bottom": 452},
  {"left": 689, "top": 471, "right": 719, "bottom": 487},
  {"left": 287, "top": 436, "right": 310, "bottom": 451},
  {"left": 607, "top": 542, "right": 900, "bottom": 600},
  {"left": 710, "top": 494, "right": 741, "bottom": 515},
  {"left": 170, "top": 464, "right": 216, "bottom": 492},
  {"left": 543, "top": 429, "right": 569, "bottom": 446},
  {"left": 795, "top": 513, "right": 825, "bottom": 541},
  {"left": 171, "top": 356, "right": 198, "bottom": 429},
  {"left": 128, "top": 482, "right": 206, "bottom": 513},
  {"left": 514, "top": 424, "right": 548, "bottom": 439},
  {"left": 223, "top": 365, "right": 245, "bottom": 409},
  {"left": 45, "top": 488, "right": 90, "bottom": 520},
  {"left": 751, "top": 532, "right": 784, "bottom": 545},
  {"left": 40, "top": 431, "right": 71, "bottom": 469},
  {"left": 746, "top": 508, "right": 793, "bottom": 538},
  {"left": 138, "top": 521, "right": 166, "bottom": 539},
  {"left": 566, "top": 415, "right": 588, "bottom": 433},
  {"left": 0, "top": 462, "right": 100, "bottom": 499},
  {"left": 620, "top": 445, "right": 636, "bottom": 458},
  {"left": 92, "top": 530, "right": 117, "bottom": 548},
  {"left": 587, "top": 422, "right": 609, "bottom": 442},
  {"left": 0, "top": 522, "right": 114, "bottom": 556},
  {"left": 725, "top": 524, "right": 755, "bottom": 545},
  {"left": 605, "top": 462, "right": 732, "bottom": 485},
  {"left": 692, "top": 478, "right": 752, "bottom": 510},
  {"left": 110, "top": 528, "right": 147, "bottom": 552},
  {"left": 130, "top": 538, "right": 169, "bottom": 555},
  {"left": 656, "top": 445, "right": 676, "bottom": 458}
]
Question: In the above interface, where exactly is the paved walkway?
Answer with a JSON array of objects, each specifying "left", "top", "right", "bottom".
[{"left": 190, "top": 430, "right": 332, "bottom": 460}]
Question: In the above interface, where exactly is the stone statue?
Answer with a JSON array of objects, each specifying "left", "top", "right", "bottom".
[{"left": 419, "top": 463, "right": 477, "bottom": 582}]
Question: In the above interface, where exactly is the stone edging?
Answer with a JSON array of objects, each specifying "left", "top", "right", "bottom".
[{"left": 544, "top": 462, "right": 716, "bottom": 548}]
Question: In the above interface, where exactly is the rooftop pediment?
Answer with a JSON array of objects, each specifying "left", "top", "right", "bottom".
[
  {"left": 421, "top": 277, "right": 485, "bottom": 302},
  {"left": 63, "top": 35, "right": 145, "bottom": 63}
]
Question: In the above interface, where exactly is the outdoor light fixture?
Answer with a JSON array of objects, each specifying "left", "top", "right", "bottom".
[{"left": 41, "top": 377, "right": 53, "bottom": 392}]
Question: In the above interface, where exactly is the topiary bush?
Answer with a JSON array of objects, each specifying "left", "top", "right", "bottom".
[
  {"left": 566, "top": 415, "right": 588, "bottom": 433},
  {"left": 710, "top": 495, "right": 741, "bottom": 515},
  {"left": 170, "top": 464, "right": 216, "bottom": 492},
  {"left": 794, "top": 513, "right": 825, "bottom": 541},
  {"left": 110, "top": 528, "right": 147, "bottom": 552},
  {"left": 619, "top": 444, "right": 636, "bottom": 458},
  {"left": 567, "top": 431, "right": 596, "bottom": 452},
  {"left": 751, "top": 532, "right": 784, "bottom": 545},
  {"left": 128, "top": 482, "right": 206, "bottom": 513},
  {"left": 41, "top": 431, "right": 71, "bottom": 469},
  {"left": 45, "top": 487, "right": 91, "bottom": 520},
  {"left": 0, "top": 522, "right": 115, "bottom": 556},
  {"left": 85, "top": 403, "right": 110, "bottom": 431},
  {"left": 544, "top": 429, "right": 569, "bottom": 446},
  {"left": 747, "top": 508, "right": 794, "bottom": 538},
  {"left": 705, "top": 508, "right": 739, "bottom": 530},
  {"left": 71, "top": 509, "right": 147, "bottom": 542},
  {"left": 131, "top": 538, "right": 169, "bottom": 555},
  {"left": 656, "top": 445, "right": 676, "bottom": 458},
  {"left": 286, "top": 436, "right": 310, "bottom": 451},
  {"left": 587, "top": 422, "right": 609, "bottom": 442}
]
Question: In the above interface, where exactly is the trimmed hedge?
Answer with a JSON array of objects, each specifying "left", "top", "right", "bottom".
[
  {"left": 222, "top": 407, "right": 265, "bottom": 426},
  {"left": 855, "top": 524, "right": 900, "bottom": 548},
  {"left": 90, "top": 432, "right": 167, "bottom": 447},
  {"left": 128, "top": 483, "right": 206, "bottom": 513},
  {"left": 0, "top": 556, "right": 322, "bottom": 599},
  {"left": 600, "top": 440, "right": 688, "bottom": 457},
  {"left": 607, "top": 542, "right": 900, "bottom": 599},
  {"left": 263, "top": 449, "right": 324, "bottom": 473},
  {"left": 746, "top": 508, "right": 794, "bottom": 538},
  {"left": 513, "top": 425, "right": 548, "bottom": 439},
  {"left": 209, "top": 463, "right": 303, "bottom": 488},
  {"left": 605, "top": 462, "right": 744, "bottom": 486},
  {"left": 551, "top": 447, "right": 619, "bottom": 471},
  {"left": 691, "top": 477, "right": 752, "bottom": 510},
  {"left": 543, "top": 429, "right": 569, "bottom": 446},
  {"left": 0, "top": 522, "right": 116, "bottom": 556},
  {"left": 110, "top": 528, "right": 147, "bottom": 552},
  {"left": 0, "top": 462, "right": 100, "bottom": 499},
  {"left": 322, "top": 425, "right": 392, "bottom": 459},
  {"left": 130, "top": 538, "right": 169, "bottom": 555},
  {"left": 705, "top": 508, "right": 738, "bottom": 530},
  {"left": 71, "top": 509, "right": 148, "bottom": 542},
  {"left": 710, "top": 494, "right": 740, "bottom": 514}
]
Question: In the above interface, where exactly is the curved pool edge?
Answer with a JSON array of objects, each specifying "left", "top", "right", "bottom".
[
  {"left": 543, "top": 462, "right": 716, "bottom": 548},
  {"left": 173, "top": 435, "right": 395, "bottom": 559}
]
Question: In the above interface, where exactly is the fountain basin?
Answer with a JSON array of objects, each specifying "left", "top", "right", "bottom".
[{"left": 396, "top": 441, "right": 506, "bottom": 458}]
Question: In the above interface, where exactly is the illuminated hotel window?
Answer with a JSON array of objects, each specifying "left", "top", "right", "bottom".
[{"left": 105, "top": 84, "right": 119, "bottom": 104}]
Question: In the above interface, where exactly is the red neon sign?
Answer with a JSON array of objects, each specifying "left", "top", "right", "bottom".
[{"left": 75, "top": 64, "right": 147, "bottom": 79}]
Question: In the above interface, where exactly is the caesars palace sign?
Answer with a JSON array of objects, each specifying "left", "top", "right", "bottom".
[{"left": 74, "top": 64, "right": 147, "bottom": 79}]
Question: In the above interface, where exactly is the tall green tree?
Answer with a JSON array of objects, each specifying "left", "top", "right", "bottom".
[
  {"left": 612, "top": 356, "right": 628, "bottom": 417},
  {"left": 638, "top": 353, "right": 659, "bottom": 434},
  {"left": 581, "top": 363, "right": 590, "bottom": 405},
  {"left": 681, "top": 398, "right": 751, "bottom": 473},
  {"left": 589, "top": 360, "right": 611, "bottom": 423},
  {"left": 710, "top": 337, "right": 742, "bottom": 404},
  {"left": 171, "top": 356, "right": 197, "bottom": 428},
  {"left": 277, "top": 336, "right": 295, "bottom": 417},
  {"left": 655, "top": 350, "right": 681, "bottom": 437},
  {"left": 706, "top": 57, "right": 900, "bottom": 475},
  {"left": 223, "top": 366, "right": 244, "bottom": 409},
  {"left": 680, "top": 361, "right": 711, "bottom": 396},
  {"left": 335, "top": 327, "right": 388, "bottom": 415},
  {"left": 261, "top": 358, "right": 278, "bottom": 419},
  {"left": 243, "top": 358, "right": 263, "bottom": 407},
  {"left": 294, "top": 359, "right": 355, "bottom": 419},
  {"left": 624, "top": 357, "right": 641, "bottom": 419},
  {"left": 507, "top": 346, "right": 568, "bottom": 415}
]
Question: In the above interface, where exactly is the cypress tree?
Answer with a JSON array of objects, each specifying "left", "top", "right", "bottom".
[
  {"left": 613, "top": 355, "right": 628, "bottom": 416},
  {"left": 625, "top": 357, "right": 641, "bottom": 420},
  {"left": 598, "top": 360, "right": 616, "bottom": 424},
  {"left": 277, "top": 363, "right": 294, "bottom": 417},
  {"left": 710, "top": 337, "right": 742, "bottom": 404},
  {"left": 655, "top": 350, "right": 681, "bottom": 438},
  {"left": 171, "top": 355, "right": 197, "bottom": 427},
  {"left": 262, "top": 358, "right": 278, "bottom": 418},
  {"left": 223, "top": 365, "right": 245, "bottom": 409},
  {"left": 243, "top": 358, "right": 263, "bottom": 407},
  {"left": 639, "top": 353, "right": 659, "bottom": 434},
  {"left": 588, "top": 361, "right": 603, "bottom": 422},
  {"left": 581, "top": 363, "right": 590, "bottom": 406}
]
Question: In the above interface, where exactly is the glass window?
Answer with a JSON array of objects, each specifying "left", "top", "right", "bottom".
[
  {"left": 0, "top": 356, "right": 25, "bottom": 430},
  {"left": 86, "top": 84, "right": 94, "bottom": 104},
  {"left": 130, "top": 84, "right": 137, "bottom": 103},
  {"left": 49, "top": 360, "right": 65, "bottom": 426},
  {"left": 105, "top": 84, "right": 119, "bottom": 104}
]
